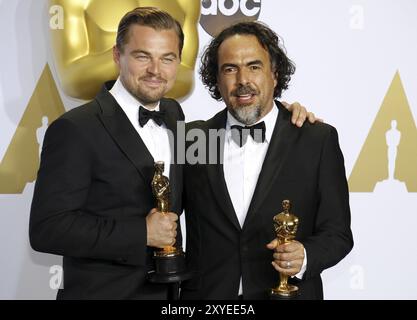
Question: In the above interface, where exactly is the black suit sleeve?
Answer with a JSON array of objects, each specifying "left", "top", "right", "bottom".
[
  {"left": 29, "top": 118, "right": 147, "bottom": 266},
  {"left": 177, "top": 101, "right": 185, "bottom": 121},
  {"left": 302, "top": 126, "right": 354, "bottom": 280}
]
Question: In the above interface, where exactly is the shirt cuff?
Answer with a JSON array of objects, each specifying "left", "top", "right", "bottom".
[{"left": 294, "top": 247, "right": 307, "bottom": 280}]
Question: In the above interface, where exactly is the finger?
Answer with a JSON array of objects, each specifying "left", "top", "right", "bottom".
[
  {"left": 296, "top": 107, "right": 307, "bottom": 127},
  {"left": 307, "top": 112, "right": 316, "bottom": 123},
  {"left": 162, "top": 220, "right": 175, "bottom": 232},
  {"left": 273, "top": 252, "right": 292, "bottom": 261},
  {"left": 272, "top": 253, "right": 300, "bottom": 268},
  {"left": 274, "top": 251, "right": 304, "bottom": 261},
  {"left": 164, "top": 230, "right": 175, "bottom": 241},
  {"left": 273, "top": 255, "right": 300, "bottom": 269},
  {"left": 278, "top": 241, "right": 303, "bottom": 253},
  {"left": 163, "top": 239, "right": 175, "bottom": 247},
  {"left": 271, "top": 261, "right": 280, "bottom": 272},
  {"left": 291, "top": 103, "right": 301, "bottom": 125},
  {"left": 272, "top": 261, "right": 297, "bottom": 276},
  {"left": 167, "top": 212, "right": 179, "bottom": 221},
  {"left": 276, "top": 243, "right": 300, "bottom": 254},
  {"left": 275, "top": 243, "right": 293, "bottom": 253},
  {"left": 288, "top": 240, "right": 305, "bottom": 252},
  {"left": 279, "top": 260, "right": 294, "bottom": 269},
  {"left": 164, "top": 234, "right": 176, "bottom": 246},
  {"left": 273, "top": 252, "right": 281, "bottom": 261},
  {"left": 266, "top": 238, "right": 279, "bottom": 249},
  {"left": 307, "top": 112, "right": 324, "bottom": 124},
  {"left": 273, "top": 251, "right": 304, "bottom": 267}
]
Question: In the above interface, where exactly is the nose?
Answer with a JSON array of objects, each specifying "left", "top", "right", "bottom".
[
  {"left": 236, "top": 68, "right": 250, "bottom": 85},
  {"left": 147, "top": 58, "right": 161, "bottom": 75}
]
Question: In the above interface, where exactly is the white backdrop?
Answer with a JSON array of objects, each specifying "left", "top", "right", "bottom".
[{"left": 0, "top": 0, "right": 416, "bottom": 299}]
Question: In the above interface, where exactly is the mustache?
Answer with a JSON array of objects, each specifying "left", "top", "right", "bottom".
[
  {"left": 232, "top": 85, "right": 258, "bottom": 96},
  {"left": 140, "top": 76, "right": 167, "bottom": 82}
]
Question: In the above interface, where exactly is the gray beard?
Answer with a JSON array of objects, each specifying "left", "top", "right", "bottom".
[{"left": 229, "top": 104, "right": 262, "bottom": 126}]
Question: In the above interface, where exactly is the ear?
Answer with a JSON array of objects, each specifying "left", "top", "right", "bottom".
[{"left": 113, "top": 45, "right": 121, "bottom": 67}]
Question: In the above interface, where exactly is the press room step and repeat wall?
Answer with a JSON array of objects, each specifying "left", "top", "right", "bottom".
[{"left": 0, "top": 0, "right": 416, "bottom": 299}]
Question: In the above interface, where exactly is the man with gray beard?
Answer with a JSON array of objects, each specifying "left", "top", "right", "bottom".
[{"left": 181, "top": 21, "right": 353, "bottom": 300}]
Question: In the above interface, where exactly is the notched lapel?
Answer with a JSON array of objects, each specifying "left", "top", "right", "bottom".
[
  {"left": 205, "top": 109, "right": 241, "bottom": 231},
  {"left": 96, "top": 85, "right": 154, "bottom": 185}
]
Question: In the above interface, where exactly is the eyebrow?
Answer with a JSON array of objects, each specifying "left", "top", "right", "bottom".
[
  {"left": 247, "top": 60, "right": 264, "bottom": 66},
  {"left": 220, "top": 63, "right": 237, "bottom": 71},
  {"left": 220, "top": 60, "right": 264, "bottom": 71}
]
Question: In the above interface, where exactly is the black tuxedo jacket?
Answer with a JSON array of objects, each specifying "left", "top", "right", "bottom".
[
  {"left": 181, "top": 101, "right": 353, "bottom": 300},
  {"left": 30, "top": 82, "right": 184, "bottom": 299}
]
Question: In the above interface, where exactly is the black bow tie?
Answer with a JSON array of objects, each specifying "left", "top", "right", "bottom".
[
  {"left": 139, "top": 106, "right": 166, "bottom": 127},
  {"left": 231, "top": 121, "right": 266, "bottom": 147}
]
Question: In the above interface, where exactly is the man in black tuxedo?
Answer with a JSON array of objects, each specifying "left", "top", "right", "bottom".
[
  {"left": 29, "top": 7, "right": 184, "bottom": 300},
  {"left": 29, "top": 8, "right": 313, "bottom": 300},
  {"left": 181, "top": 22, "right": 353, "bottom": 300}
]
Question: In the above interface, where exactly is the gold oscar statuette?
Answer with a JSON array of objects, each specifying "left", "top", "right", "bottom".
[
  {"left": 148, "top": 161, "right": 193, "bottom": 293},
  {"left": 270, "top": 200, "right": 300, "bottom": 299},
  {"left": 152, "top": 161, "right": 180, "bottom": 256}
]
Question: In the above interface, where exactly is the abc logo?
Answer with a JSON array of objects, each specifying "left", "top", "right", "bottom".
[{"left": 200, "top": 0, "right": 262, "bottom": 37}]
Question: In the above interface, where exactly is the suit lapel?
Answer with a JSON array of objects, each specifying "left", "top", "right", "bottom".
[
  {"left": 96, "top": 83, "right": 154, "bottom": 184},
  {"left": 243, "top": 101, "right": 295, "bottom": 230},
  {"left": 205, "top": 109, "right": 241, "bottom": 231}
]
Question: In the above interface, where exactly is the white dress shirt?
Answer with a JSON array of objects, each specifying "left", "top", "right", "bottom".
[
  {"left": 223, "top": 105, "right": 306, "bottom": 296},
  {"left": 109, "top": 78, "right": 171, "bottom": 178}
]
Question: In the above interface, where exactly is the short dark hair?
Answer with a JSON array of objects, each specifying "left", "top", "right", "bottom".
[
  {"left": 116, "top": 7, "right": 184, "bottom": 57},
  {"left": 200, "top": 21, "right": 295, "bottom": 100}
]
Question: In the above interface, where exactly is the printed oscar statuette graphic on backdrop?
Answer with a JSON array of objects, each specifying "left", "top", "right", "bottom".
[
  {"left": 270, "top": 200, "right": 299, "bottom": 300},
  {"left": 0, "top": 65, "right": 65, "bottom": 194},
  {"left": 349, "top": 71, "right": 417, "bottom": 193},
  {"left": 148, "top": 162, "right": 193, "bottom": 299},
  {"left": 0, "top": 2, "right": 201, "bottom": 194},
  {"left": 49, "top": 0, "right": 200, "bottom": 101}
]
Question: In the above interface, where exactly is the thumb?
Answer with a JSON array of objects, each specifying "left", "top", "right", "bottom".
[
  {"left": 146, "top": 208, "right": 159, "bottom": 219},
  {"left": 266, "top": 238, "right": 279, "bottom": 249}
]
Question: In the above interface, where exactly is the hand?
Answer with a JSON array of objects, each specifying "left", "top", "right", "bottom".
[
  {"left": 266, "top": 239, "right": 305, "bottom": 276},
  {"left": 282, "top": 101, "right": 323, "bottom": 127},
  {"left": 146, "top": 208, "right": 178, "bottom": 248}
]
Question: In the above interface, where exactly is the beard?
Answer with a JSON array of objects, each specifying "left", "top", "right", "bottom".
[
  {"left": 228, "top": 85, "right": 262, "bottom": 125},
  {"left": 229, "top": 104, "right": 262, "bottom": 126},
  {"left": 132, "top": 85, "right": 165, "bottom": 105},
  {"left": 121, "top": 75, "right": 167, "bottom": 107}
]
